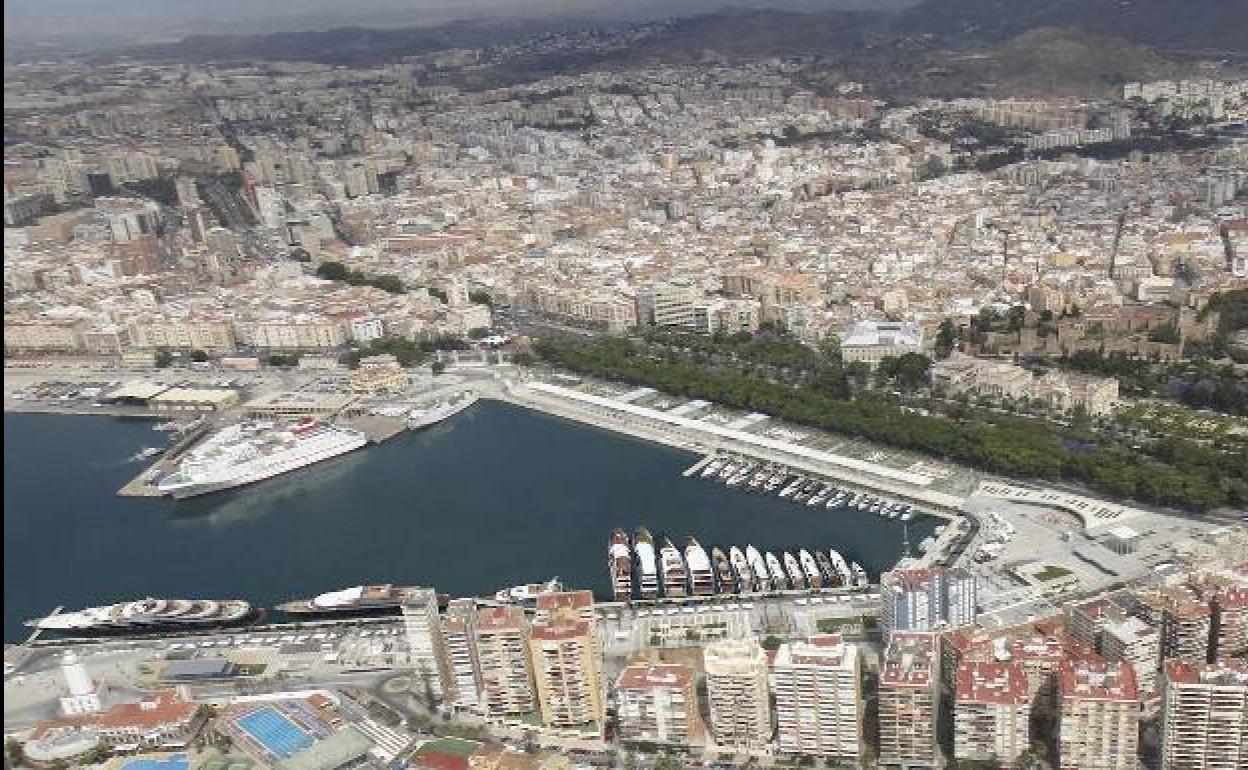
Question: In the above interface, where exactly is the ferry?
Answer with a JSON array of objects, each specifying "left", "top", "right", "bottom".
[
  {"left": 800, "top": 550, "right": 823, "bottom": 589},
  {"left": 686, "top": 538, "right": 715, "bottom": 596},
  {"left": 730, "top": 547, "right": 754, "bottom": 592},
  {"left": 29, "top": 598, "right": 254, "bottom": 634},
  {"left": 783, "top": 552, "right": 807, "bottom": 589},
  {"left": 634, "top": 528, "right": 660, "bottom": 599},
  {"left": 766, "top": 552, "right": 789, "bottom": 590},
  {"left": 711, "top": 547, "right": 736, "bottom": 594},
  {"left": 408, "top": 390, "right": 478, "bottom": 429},
  {"left": 609, "top": 530, "right": 633, "bottom": 601},
  {"left": 828, "top": 549, "right": 853, "bottom": 587},
  {"left": 746, "top": 546, "right": 770, "bottom": 592},
  {"left": 660, "top": 538, "right": 689, "bottom": 598}
]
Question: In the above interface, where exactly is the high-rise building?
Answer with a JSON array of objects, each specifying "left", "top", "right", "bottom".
[
  {"left": 473, "top": 606, "right": 536, "bottom": 717},
  {"left": 401, "top": 588, "right": 451, "bottom": 705},
  {"left": 615, "top": 663, "right": 700, "bottom": 746},
  {"left": 1212, "top": 587, "right": 1248, "bottom": 663},
  {"left": 773, "top": 635, "right": 862, "bottom": 761},
  {"left": 704, "top": 639, "right": 773, "bottom": 750},
  {"left": 441, "top": 599, "right": 482, "bottom": 713},
  {"left": 529, "top": 617, "right": 603, "bottom": 729},
  {"left": 953, "top": 661, "right": 1031, "bottom": 768},
  {"left": 881, "top": 567, "right": 977, "bottom": 637},
  {"left": 1160, "top": 660, "right": 1248, "bottom": 770},
  {"left": 1057, "top": 660, "right": 1139, "bottom": 770},
  {"left": 878, "top": 632, "right": 940, "bottom": 768},
  {"left": 1101, "top": 617, "right": 1161, "bottom": 696},
  {"left": 635, "top": 281, "right": 698, "bottom": 328}
]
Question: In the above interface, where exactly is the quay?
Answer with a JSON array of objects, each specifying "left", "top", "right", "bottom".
[{"left": 116, "top": 419, "right": 211, "bottom": 497}]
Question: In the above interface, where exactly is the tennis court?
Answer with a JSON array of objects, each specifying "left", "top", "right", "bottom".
[{"left": 235, "top": 706, "right": 314, "bottom": 758}]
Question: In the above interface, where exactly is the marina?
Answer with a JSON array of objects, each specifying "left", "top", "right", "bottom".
[
  {"left": 4, "top": 402, "right": 934, "bottom": 642},
  {"left": 608, "top": 527, "right": 872, "bottom": 601}
]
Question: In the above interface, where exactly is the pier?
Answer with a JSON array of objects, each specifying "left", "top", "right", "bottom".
[{"left": 117, "top": 419, "right": 211, "bottom": 497}]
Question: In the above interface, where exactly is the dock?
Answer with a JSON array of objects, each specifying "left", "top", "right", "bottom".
[
  {"left": 340, "top": 415, "right": 408, "bottom": 444},
  {"left": 23, "top": 605, "right": 63, "bottom": 646},
  {"left": 682, "top": 453, "right": 716, "bottom": 478},
  {"left": 117, "top": 420, "right": 211, "bottom": 497}
]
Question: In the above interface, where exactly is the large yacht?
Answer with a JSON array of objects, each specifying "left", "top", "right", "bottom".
[
  {"left": 408, "top": 390, "right": 478, "bottom": 429},
  {"left": 609, "top": 529, "right": 633, "bottom": 601},
  {"left": 28, "top": 598, "right": 253, "bottom": 634}
]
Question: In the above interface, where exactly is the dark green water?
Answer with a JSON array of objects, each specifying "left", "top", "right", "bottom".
[{"left": 3, "top": 402, "right": 934, "bottom": 641}]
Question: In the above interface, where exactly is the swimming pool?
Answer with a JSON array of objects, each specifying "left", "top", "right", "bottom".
[
  {"left": 235, "top": 707, "right": 313, "bottom": 758},
  {"left": 117, "top": 755, "right": 189, "bottom": 770}
]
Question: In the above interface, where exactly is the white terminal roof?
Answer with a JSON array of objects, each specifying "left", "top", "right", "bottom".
[{"left": 106, "top": 380, "right": 170, "bottom": 400}]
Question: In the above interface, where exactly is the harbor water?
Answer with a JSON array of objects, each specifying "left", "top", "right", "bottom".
[{"left": 3, "top": 402, "right": 935, "bottom": 641}]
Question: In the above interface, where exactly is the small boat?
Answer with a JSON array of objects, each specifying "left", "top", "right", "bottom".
[
  {"left": 901, "top": 511, "right": 914, "bottom": 522},
  {"left": 711, "top": 547, "right": 736, "bottom": 594},
  {"left": 131, "top": 447, "right": 162, "bottom": 461},
  {"left": 766, "top": 552, "right": 789, "bottom": 590},
  {"left": 779, "top": 479, "right": 803, "bottom": 498},
  {"left": 747, "top": 546, "right": 770, "bottom": 591},
  {"left": 660, "top": 538, "right": 689, "bottom": 598},
  {"left": 783, "top": 552, "right": 807, "bottom": 589},
  {"left": 800, "top": 550, "right": 823, "bottom": 588},
  {"left": 609, "top": 529, "right": 633, "bottom": 601},
  {"left": 730, "top": 547, "right": 753, "bottom": 592},
  {"left": 702, "top": 457, "right": 724, "bottom": 478}
]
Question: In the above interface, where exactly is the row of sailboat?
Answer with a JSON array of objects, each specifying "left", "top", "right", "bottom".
[
  {"left": 690, "top": 453, "right": 919, "bottom": 521},
  {"left": 609, "top": 527, "right": 868, "bottom": 602}
]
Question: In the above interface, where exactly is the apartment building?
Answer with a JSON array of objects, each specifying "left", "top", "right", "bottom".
[
  {"left": 635, "top": 280, "right": 699, "bottom": 328},
  {"left": 773, "top": 635, "right": 862, "bottom": 761},
  {"left": 401, "top": 588, "right": 452, "bottom": 705},
  {"left": 703, "top": 639, "right": 773, "bottom": 751},
  {"left": 953, "top": 661, "right": 1031, "bottom": 768},
  {"left": 1057, "top": 660, "right": 1140, "bottom": 770},
  {"left": 881, "top": 567, "right": 977, "bottom": 637},
  {"left": 615, "top": 663, "right": 700, "bottom": 746},
  {"left": 878, "top": 632, "right": 940, "bottom": 769},
  {"left": 528, "top": 618, "right": 603, "bottom": 730},
  {"left": 127, "top": 320, "right": 237, "bottom": 351},
  {"left": 472, "top": 606, "right": 536, "bottom": 718},
  {"left": 1160, "top": 660, "right": 1248, "bottom": 770},
  {"left": 1212, "top": 587, "right": 1248, "bottom": 663},
  {"left": 441, "top": 599, "right": 482, "bottom": 714}
]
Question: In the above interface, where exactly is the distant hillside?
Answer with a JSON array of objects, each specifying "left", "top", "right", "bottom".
[{"left": 898, "top": 0, "right": 1248, "bottom": 53}]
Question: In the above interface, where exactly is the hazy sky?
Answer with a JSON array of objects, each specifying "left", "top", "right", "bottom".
[{"left": 4, "top": 0, "right": 918, "bottom": 44}]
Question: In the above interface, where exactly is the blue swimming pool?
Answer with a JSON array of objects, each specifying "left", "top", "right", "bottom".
[
  {"left": 118, "top": 755, "right": 189, "bottom": 770},
  {"left": 236, "top": 707, "right": 313, "bottom": 758}
]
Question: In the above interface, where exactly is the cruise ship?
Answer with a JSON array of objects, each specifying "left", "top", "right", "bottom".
[
  {"left": 634, "top": 528, "right": 659, "bottom": 599},
  {"left": 685, "top": 538, "right": 715, "bottom": 596},
  {"left": 157, "top": 418, "right": 368, "bottom": 499},
  {"left": 29, "top": 598, "right": 253, "bottom": 634},
  {"left": 609, "top": 530, "right": 633, "bottom": 601},
  {"left": 408, "top": 390, "right": 478, "bottom": 429},
  {"left": 278, "top": 584, "right": 421, "bottom": 616},
  {"left": 660, "top": 538, "right": 688, "bottom": 598}
]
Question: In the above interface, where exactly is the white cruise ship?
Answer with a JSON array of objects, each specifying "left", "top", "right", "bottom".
[
  {"left": 408, "top": 390, "right": 478, "bottom": 429},
  {"left": 157, "top": 418, "right": 368, "bottom": 499},
  {"left": 29, "top": 598, "right": 253, "bottom": 634}
]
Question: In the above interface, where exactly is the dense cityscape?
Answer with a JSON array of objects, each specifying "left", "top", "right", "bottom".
[{"left": 4, "top": 0, "right": 1248, "bottom": 769}]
